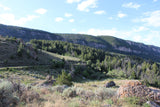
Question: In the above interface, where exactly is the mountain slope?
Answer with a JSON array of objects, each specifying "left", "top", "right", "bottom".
[
  {"left": 0, "top": 36, "right": 57, "bottom": 67},
  {"left": 0, "top": 24, "right": 160, "bottom": 62}
]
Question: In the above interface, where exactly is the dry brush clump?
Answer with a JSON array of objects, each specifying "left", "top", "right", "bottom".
[
  {"left": 95, "top": 87, "right": 116, "bottom": 101},
  {"left": 20, "top": 90, "right": 40, "bottom": 103},
  {"left": 51, "top": 85, "right": 69, "bottom": 93},
  {"left": 0, "top": 80, "right": 19, "bottom": 107},
  {"left": 62, "top": 86, "right": 117, "bottom": 101},
  {"left": 0, "top": 79, "right": 40, "bottom": 106}
]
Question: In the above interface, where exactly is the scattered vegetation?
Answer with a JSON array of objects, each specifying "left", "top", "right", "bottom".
[
  {"left": 30, "top": 39, "right": 160, "bottom": 88},
  {"left": 0, "top": 36, "right": 160, "bottom": 107}
]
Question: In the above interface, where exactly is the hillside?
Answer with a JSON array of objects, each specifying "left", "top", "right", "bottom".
[
  {"left": 0, "top": 24, "right": 160, "bottom": 62},
  {"left": 0, "top": 36, "right": 80, "bottom": 67},
  {"left": 30, "top": 39, "right": 160, "bottom": 87}
]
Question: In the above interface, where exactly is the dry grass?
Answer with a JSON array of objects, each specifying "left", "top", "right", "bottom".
[
  {"left": 73, "top": 79, "right": 130, "bottom": 91},
  {"left": 7, "top": 78, "right": 145, "bottom": 107},
  {"left": 41, "top": 50, "right": 80, "bottom": 62}
]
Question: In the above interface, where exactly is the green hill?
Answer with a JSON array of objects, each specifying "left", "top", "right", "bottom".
[
  {"left": 0, "top": 36, "right": 80, "bottom": 67},
  {"left": 0, "top": 24, "right": 160, "bottom": 62}
]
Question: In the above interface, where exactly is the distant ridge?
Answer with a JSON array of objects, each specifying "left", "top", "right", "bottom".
[{"left": 0, "top": 23, "right": 160, "bottom": 62}]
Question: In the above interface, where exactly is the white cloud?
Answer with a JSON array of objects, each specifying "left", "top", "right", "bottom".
[
  {"left": 0, "top": 13, "right": 38, "bottom": 26},
  {"left": 153, "top": 0, "right": 158, "bottom": 2},
  {"left": 133, "top": 35, "right": 142, "bottom": 42},
  {"left": 67, "top": 0, "right": 81, "bottom": 3},
  {"left": 141, "top": 10, "right": 160, "bottom": 27},
  {"left": 35, "top": 8, "right": 47, "bottom": 14},
  {"left": 122, "top": 2, "right": 141, "bottom": 9},
  {"left": 126, "top": 29, "right": 160, "bottom": 46},
  {"left": 65, "top": 13, "right": 72, "bottom": 17},
  {"left": 117, "top": 12, "right": 127, "bottom": 18},
  {"left": 94, "top": 10, "right": 106, "bottom": 15},
  {"left": 55, "top": 17, "right": 64, "bottom": 22},
  {"left": 0, "top": 4, "right": 10, "bottom": 11},
  {"left": 72, "top": 29, "right": 76, "bottom": 31},
  {"left": 79, "top": 28, "right": 160, "bottom": 46},
  {"left": 69, "top": 19, "right": 75, "bottom": 22},
  {"left": 77, "top": 0, "right": 98, "bottom": 12},
  {"left": 108, "top": 17, "right": 113, "bottom": 20},
  {"left": 133, "top": 26, "right": 149, "bottom": 32}
]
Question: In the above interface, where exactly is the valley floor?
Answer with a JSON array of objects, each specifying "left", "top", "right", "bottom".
[{"left": 1, "top": 66, "right": 159, "bottom": 107}]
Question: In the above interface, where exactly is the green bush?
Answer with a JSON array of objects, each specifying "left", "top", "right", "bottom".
[
  {"left": 51, "top": 59, "right": 65, "bottom": 68},
  {"left": 17, "top": 43, "right": 24, "bottom": 57},
  {"left": 55, "top": 70, "right": 73, "bottom": 86}
]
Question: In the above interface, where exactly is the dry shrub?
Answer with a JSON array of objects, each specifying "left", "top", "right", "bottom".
[
  {"left": 20, "top": 90, "right": 40, "bottom": 103},
  {"left": 43, "top": 101, "right": 55, "bottom": 107},
  {"left": 52, "top": 85, "right": 68, "bottom": 93},
  {"left": 95, "top": 87, "right": 116, "bottom": 101},
  {"left": 63, "top": 87, "right": 77, "bottom": 98},
  {"left": 82, "top": 90, "right": 95, "bottom": 100},
  {"left": 40, "top": 88, "right": 50, "bottom": 94},
  {"left": 63, "top": 87, "right": 95, "bottom": 100},
  {"left": 8, "top": 79, "right": 40, "bottom": 104},
  {"left": 0, "top": 80, "right": 19, "bottom": 107}
]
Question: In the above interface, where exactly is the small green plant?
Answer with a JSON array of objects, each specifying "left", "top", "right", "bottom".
[
  {"left": 26, "top": 49, "right": 31, "bottom": 58},
  {"left": 17, "top": 43, "right": 24, "bottom": 57},
  {"left": 143, "top": 103, "right": 150, "bottom": 107},
  {"left": 3, "top": 60, "right": 8, "bottom": 65},
  {"left": 124, "top": 96, "right": 142, "bottom": 105},
  {"left": 129, "top": 71, "right": 136, "bottom": 79},
  {"left": 55, "top": 70, "right": 73, "bottom": 86}
]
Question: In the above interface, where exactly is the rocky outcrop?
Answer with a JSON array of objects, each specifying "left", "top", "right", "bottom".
[
  {"left": 114, "top": 46, "right": 141, "bottom": 54},
  {"left": 117, "top": 81, "right": 160, "bottom": 105}
]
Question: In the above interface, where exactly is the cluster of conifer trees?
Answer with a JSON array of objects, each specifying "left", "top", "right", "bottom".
[{"left": 30, "top": 40, "right": 160, "bottom": 87}]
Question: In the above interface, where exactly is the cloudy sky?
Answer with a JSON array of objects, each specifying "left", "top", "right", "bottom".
[{"left": 0, "top": 0, "right": 160, "bottom": 47}]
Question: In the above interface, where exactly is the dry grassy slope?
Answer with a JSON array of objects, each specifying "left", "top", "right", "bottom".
[{"left": 0, "top": 37, "right": 81, "bottom": 67}]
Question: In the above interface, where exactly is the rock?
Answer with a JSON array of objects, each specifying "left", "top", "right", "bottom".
[
  {"left": 105, "top": 81, "right": 116, "bottom": 88},
  {"left": 117, "top": 80, "right": 160, "bottom": 104},
  {"left": 146, "top": 101, "right": 160, "bottom": 107}
]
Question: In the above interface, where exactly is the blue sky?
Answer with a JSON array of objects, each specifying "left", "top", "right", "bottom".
[{"left": 0, "top": 0, "right": 160, "bottom": 47}]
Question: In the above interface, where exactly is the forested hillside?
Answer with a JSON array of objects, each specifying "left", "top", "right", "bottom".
[
  {"left": 30, "top": 39, "right": 160, "bottom": 88},
  {"left": 1, "top": 24, "right": 160, "bottom": 62}
]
